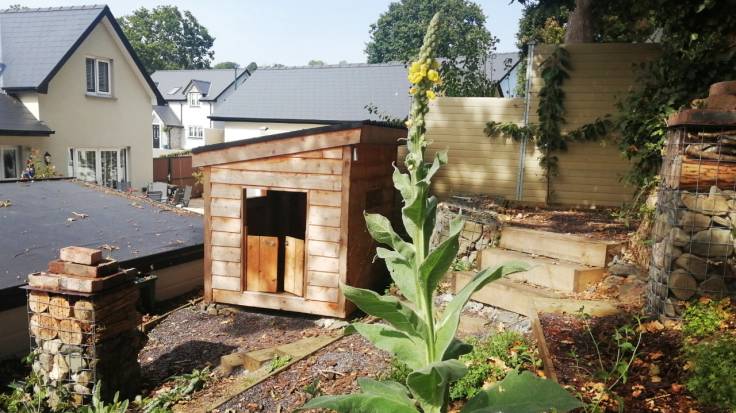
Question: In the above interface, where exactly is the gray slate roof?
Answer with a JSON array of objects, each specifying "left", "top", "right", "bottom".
[
  {"left": 484, "top": 52, "right": 520, "bottom": 82},
  {"left": 0, "top": 93, "right": 53, "bottom": 135},
  {"left": 152, "top": 69, "right": 247, "bottom": 101},
  {"left": 0, "top": 5, "right": 105, "bottom": 89},
  {"left": 0, "top": 180, "right": 203, "bottom": 293},
  {"left": 211, "top": 63, "right": 411, "bottom": 122},
  {"left": 153, "top": 105, "right": 183, "bottom": 127}
]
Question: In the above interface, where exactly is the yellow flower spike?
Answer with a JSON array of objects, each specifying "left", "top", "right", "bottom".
[
  {"left": 427, "top": 69, "right": 439, "bottom": 83},
  {"left": 409, "top": 86, "right": 418, "bottom": 95},
  {"left": 405, "top": 119, "right": 413, "bottom": 128},
  {"left": 426, "top": 90, "right": 437, "bottom": 100}
]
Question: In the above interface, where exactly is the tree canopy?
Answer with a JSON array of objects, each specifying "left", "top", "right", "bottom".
[
  {"left": 214, "top": 62, "right": 239, "bottom": 69},
  {"left": 308, "top": 60, "right": 326, "bottom": 66},
  {"left": 120, "top": 6, "right": 215, "bottom": 73},
  {"left": 366, "top": 0, "right": 498, "bottom": 97}
]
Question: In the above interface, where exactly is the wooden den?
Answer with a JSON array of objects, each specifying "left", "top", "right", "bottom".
[{"left": 192, "top": 122, "right": 406, "bottom": 318}]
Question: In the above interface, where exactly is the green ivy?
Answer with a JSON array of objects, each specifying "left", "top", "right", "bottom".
[{"left": 485, "top": 46, "right": 613, "bottom": 203}]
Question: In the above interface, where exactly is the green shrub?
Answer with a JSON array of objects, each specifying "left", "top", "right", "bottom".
[
  {"left": 682, "top": 299, "right": 730, "bottom": 339},
  {"left": 450, "top": 332, "right": 539, "bottom": 400},
  {"left": 684, "top": 336, "right": 736, "bottom": 410}
]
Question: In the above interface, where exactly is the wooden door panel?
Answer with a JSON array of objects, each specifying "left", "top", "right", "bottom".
[
  {"left": 246, "top": 236, "right": 278, "bottom": 293},
  {"left": 283, "top": 236, "right": 305, "bottom": 296}
]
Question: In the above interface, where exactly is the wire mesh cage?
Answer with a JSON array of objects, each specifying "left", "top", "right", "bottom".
[
  {"left": 648, "top": 113, "right": 736, "bottom": 318},
  {"left": 26, "top": 283, "right": 142, "bottom": 404}
]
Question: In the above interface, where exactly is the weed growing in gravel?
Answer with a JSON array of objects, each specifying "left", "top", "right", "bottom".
[
  {"left": 134, "top": 367, "right": 210, "bottom": 413},
  {"left": 267, "top": 355, "right": 292, "bottom": 373}
]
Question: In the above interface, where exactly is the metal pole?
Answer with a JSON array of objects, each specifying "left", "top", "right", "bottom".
[{"left": 516, "top": 41, "right": 536, "bottom": 201}]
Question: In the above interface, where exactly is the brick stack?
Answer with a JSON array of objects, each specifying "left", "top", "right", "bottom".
[{"left": 27, "top": 246, "right": 143, "bottom": 404}]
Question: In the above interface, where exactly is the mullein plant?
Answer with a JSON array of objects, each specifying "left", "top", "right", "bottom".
[{"left": 300, "top": 13, "right": 582, "bottom": 413}]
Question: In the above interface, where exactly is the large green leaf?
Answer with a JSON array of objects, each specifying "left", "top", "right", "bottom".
[
  {"left": 376, "top": 247, "right": 418, "bottom": 304},
  {"left": 422, "top": 151, "right": 447, "bottom": 184},
  {"left": 357, "top": 378, "right": 413, "bottom": 406},
  {"left": 406, "top": 359, "right": 467, "bottom": 409},
  {"left": 393, "top": 167, "right": 413, "bottom": 203},
  {"left": 443, "top": 338, "right": 473, "bottom": 360},
  {"left": 298, "top": 394, "right": 418, "bottom": 413},
  {"left": 352, "top": 323, "right": 426, "bottom": 370},
  {"left": 461, "top": 371, "right": 583, "bottom": 413},
  {"left": 419, "top": 216, "right": 463, "bottom": 295},
  {"left": 342, "top": 285, "right": 426, "bottom": 337},
  {"left": 434, "top": 262, "right": 529, "bottom": 359},
  {"left": 401, "top": 182, "right": 428, "bottom": 243},
  {"left": 364, "top": 213, "right": 414, "bottom": 258},
  {"left": 423, "top": 195, "right": 439, "bottom": 253}
]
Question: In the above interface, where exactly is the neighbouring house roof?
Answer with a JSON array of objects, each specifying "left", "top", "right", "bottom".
[
  {"left": 0, "top": 180, "right": 203, "bottom": 305},
  {"left": 0, "top": 5, "right": 165, "bottom": 104},
  {"left": 0, "top": 93, "right": 53, "bottom": 135},
  {"left": 151, "top": 68, "right": 251, "bottom": 102},
  {"left": 484, "top": 52, "right": 521, "bottom": 83},
  {"left": 192, "top": 121, "right": 405, "bottom": 167},
  {"left": 153, "top": 105, "right": 183, "bottom": 128},
  {"left": 210, "top": 63, "right": 411, "bottom": 123}
]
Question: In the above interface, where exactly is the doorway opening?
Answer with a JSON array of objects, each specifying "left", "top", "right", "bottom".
[{"left": 243, "top": 189, "right": 307, "bottom": 296}]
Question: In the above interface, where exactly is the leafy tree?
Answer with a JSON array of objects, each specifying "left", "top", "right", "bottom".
[
  {"left": 308, "top": 59, "right": 326, "bottom": 66},
  {"left": 366, "top": 0, "right": 497, "bottom": 97},
  {"left": 213, "top": 61, "right": 239, "bottom": 69},
  {"left": 299, "top": 14, "right": 581, "bottom": 413},
  {"left": 120, "top": 6, "right": 215, "bottom": 73},
  {"left": 270, "top": 63, "right": 286, "bottom": 68},
  {"left": 338, "top": 60, "right": 349, "bottom": 65}
]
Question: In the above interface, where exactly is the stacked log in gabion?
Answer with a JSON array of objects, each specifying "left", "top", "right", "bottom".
[
  {"left": 648, "top": 82, "right": 736, "bottom": 317},
  {"left": 26, "top": 246, "right": 143, "bottom": 404}
]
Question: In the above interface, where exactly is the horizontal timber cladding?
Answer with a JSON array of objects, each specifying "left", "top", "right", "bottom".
[
  {"left": 210, "top": 168, "right": 342, "bottom": 191},
  {"left": 212, "top": 289, "right": 344, "bottom": 318},
  {"left": 414, "top": 43, "right": 658, "bottom": 207}
]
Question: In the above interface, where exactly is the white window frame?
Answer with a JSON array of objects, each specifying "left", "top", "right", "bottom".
[
  {"left": 85, "top": 57, "right": 112, "bottom": 96},
  {"left": 0, "top": 146, "right": 19, "bottom": 180},
  {"left": 187, "top": 91, "right": 200, "bottom": 107},
  {"left": 187, "top": 126, "right": 204, "bottom": 140},
  {"left": 69, "top": 147, "right": 129, "bottom": 188}
]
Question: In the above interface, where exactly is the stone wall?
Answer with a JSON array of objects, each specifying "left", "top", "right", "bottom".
[{"left": 433, "top": 201, "right": 502, "bottom": 266}]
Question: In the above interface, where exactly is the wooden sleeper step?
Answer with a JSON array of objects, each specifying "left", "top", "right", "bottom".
[
  {"left": 499, "top": 226, "right": 622, "bottom": 267},
  {"left": 480, "top": 248, "right": 606, "bottom": 293}
]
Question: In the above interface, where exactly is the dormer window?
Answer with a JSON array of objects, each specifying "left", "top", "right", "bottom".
[
  {"left": 85, "top": 57, "right": 111, "bottom": 96},
  {"left": 188, "top": 92, "right": 200, "bottom": 107}
]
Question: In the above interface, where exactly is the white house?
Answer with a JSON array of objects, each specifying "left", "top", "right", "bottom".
[
  {"left": 150, "top": 65, "right": 256, "bottom": 152},
  {"left": 0, "top": 5, "right": 165, "bottom": 190}
]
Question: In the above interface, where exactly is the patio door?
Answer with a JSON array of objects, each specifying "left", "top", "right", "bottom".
[
  {"left": 0, "top": 147, "right": 19, "bottom": 180},
  {"left": 72, "top": 148, "right": 128, "bottom": 188}
]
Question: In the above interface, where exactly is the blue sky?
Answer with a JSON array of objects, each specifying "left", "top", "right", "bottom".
[{"left": 3, "top": 0, "right": 524, "bottom": 66}]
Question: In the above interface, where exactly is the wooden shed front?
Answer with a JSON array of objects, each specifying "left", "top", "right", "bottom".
[{"left": 192, "top": 122, "right": 406, "bottom": 318}]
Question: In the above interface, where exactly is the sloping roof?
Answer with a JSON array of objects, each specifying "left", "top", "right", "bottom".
[
  {"left": 187, "top": 79, "right": 211, "bottom": 96},
  {"left": 0, "top": 93, "right": 53, "bottom": 135},
  {"left": 484, "top": 52, "right": 520, "bottom": 83},
  {"left": 0, "top": 180, "right": 203, "bottom": 295},
  {"left": 210, "top": 63, "right": 411, "bottom": 123},
  {"left": 153, "top": 105, "right": 183, "bottom": 127},
  {"left": 0, "top": 5, "right": 165, "bottom": 104},
  {"left": 152, "top": 69, "right": 249, "bottom": 101}
]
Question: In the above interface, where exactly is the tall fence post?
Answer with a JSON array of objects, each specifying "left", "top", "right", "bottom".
[{"left": 516, "top": 41, "right": 536, "bottom": 201}]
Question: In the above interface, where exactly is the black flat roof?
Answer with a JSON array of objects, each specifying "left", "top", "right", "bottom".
[{"left": 0, "top": 180, "right": 204, "bottom": 293}]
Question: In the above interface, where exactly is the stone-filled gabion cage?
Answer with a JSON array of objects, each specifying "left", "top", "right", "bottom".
[{"left": 648, "top": 88, "right": 736, "bottom": 318}]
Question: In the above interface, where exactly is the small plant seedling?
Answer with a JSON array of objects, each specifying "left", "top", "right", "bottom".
[{"left": 268, "top": 355, "right": 292, "bottom": 373}]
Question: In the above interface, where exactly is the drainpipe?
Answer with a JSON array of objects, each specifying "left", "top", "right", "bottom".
[{"left": 516, "top": 41, "right": 536, "bottom": 201}]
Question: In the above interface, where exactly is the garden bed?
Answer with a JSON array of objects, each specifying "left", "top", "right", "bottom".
[{"left": 541, "top": 310, "right": 731, "bottom": 412}]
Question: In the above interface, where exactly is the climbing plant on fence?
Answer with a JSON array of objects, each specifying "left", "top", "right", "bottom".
[
  {"left": 298, "top": 13, "right": 581, "bottom": 413},
  {"left": 485, "top": 46, "right": 612, "bottom": 203}
]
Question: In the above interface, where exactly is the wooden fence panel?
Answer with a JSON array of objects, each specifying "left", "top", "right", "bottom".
[
  {"left": 152, "top": 155, "right": 203, "bottom": 197},
  {"left": 416, "top": 43, "right": 659, "bottom": 207}
]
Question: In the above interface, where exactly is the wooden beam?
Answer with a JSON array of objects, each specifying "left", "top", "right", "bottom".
[
  {"left": 211, "top": 168, "right": 342, "bottom": 191},
  {"left": 203, "top": 167, "right": 213, "bottom": 302},
  {"left": 193, "top": 128, "right": 361, "bottom": 167},
  {"left": 212, "top": 289, "right": 344, "bottom": 318}
]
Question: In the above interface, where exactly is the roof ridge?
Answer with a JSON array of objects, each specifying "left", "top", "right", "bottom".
[
  {"left": 260, "top": 62, "right": 407, "bottom": 71},
  {"left": 153, "top": 68, "right": 245, "bottom": 72},
  {"left": 0, "top": 4, "right": 106, "bottom": 13}
]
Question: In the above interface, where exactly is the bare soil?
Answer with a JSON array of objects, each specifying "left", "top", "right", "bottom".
[
  {"left": 214, "top": 333, "right": 390, "bottom": 413},
  {"left": 541, "top": 312, "right": 725, "bottom": 412},
  {"left": 139, "top": 305, "right": 322, "bottom": 390}
]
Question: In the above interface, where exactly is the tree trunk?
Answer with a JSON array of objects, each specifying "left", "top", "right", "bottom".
[{"left": 565, "top": 0, "right": 594, "bottom": 43}]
